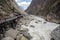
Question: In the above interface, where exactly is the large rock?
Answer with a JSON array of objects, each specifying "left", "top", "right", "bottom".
[
  {"left": 21, "top": 35, "right": 28, "bottom": 40},
  {"left": 2, "top": 37, "right": 14, "bottom": 40},
  {"left": 16, "top": 34, "right": 23, "bottom": 40},
  {"left": 4, "top": 29, "right": 19, "bottom": 39},
  {"left": 51, "top": 25, "right": 60, "bottom": 40}
]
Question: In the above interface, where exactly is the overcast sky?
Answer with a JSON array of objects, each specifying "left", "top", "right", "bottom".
[{"left": 15, "top": 0, "right": 32, "bottom": 10}]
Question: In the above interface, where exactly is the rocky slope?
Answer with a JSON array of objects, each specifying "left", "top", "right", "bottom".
[
  {"left": 26, "top": 0, "right": 60, "bottom": 23},
  {"left": 0, "top": 0, "right": 27, "bottom": 19},
  {"left": 0, "top": 0, "right": 30, "bottom": 40}
]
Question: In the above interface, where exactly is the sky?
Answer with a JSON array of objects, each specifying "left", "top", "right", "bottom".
[{"left": 15, "top": 0, "right": 32, "bottom": 10}]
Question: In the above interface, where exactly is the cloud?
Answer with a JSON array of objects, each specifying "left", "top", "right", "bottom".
[
  {"left": 17, "top": 1, "right": 31, "bottom": 10},
  {"left": 18, "top": 2, "right": 30, "bottom": 6},
  {"left": 15, "top": 0, "right": 21, "bottom": 2},
  {"left": 15, "top": 0, "right": 31, "bottom": 10}
]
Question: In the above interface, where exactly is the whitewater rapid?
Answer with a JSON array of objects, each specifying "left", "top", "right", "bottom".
[{"left": 21, "top": 15, "right": 59, "bottom": 40}]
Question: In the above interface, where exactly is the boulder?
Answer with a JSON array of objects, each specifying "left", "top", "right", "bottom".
[
  {"left": 51, "top": 25, "right": 60, "bottom": 40},
  {"left": 4, "top": 28, "right": 19, "bottom": 39},
  {"left": 2, "top": 37, "right": 14, "bottom": 40}
]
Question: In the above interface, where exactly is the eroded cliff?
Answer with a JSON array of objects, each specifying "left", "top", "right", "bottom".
[
  {"left": 26, "top": 0, "right": 60, "bottom": 23},
  {"left": 0, "top": 0, "right": 27, "bottom": 19}
]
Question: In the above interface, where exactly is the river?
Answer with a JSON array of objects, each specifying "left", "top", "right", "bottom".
[{"left": 21, "top": 15, "right": 59, "bottom": 40}]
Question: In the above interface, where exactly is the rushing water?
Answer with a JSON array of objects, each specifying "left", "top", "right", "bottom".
[{"left": 21, "top": 15, "right": 59, "bottom": 40}]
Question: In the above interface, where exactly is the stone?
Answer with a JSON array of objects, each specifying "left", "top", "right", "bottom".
[
  {"left": 21, "top": 35, "right": 28, "bottom": 40},
  {"left": 50, "top": 38, "right": 55, "bottom": 40},
  {"left": 23, "top": 32, "right": 32, "bottom": 40},
  {"left": 51, "top": 25, "right": 60, "bottom": 40},
  {"left": 43, "top": 22, "right": 47, "bottom": 24},
  {"left": 30, "top": 25, "right": 35, "bottom": 28},
  {"left": 38, "top": 20, "right": 42, "bottom": 22},
  {"left": 16, "top": 24, "right": 21, "bottom": 31},
  {"left": 35, "top": 21, "right": 38, "bottom": 23},
  {"left": 4, "top": 28, "right": 19, "bottom": 39},
  {"left": 2, "top": 37, "right": 14, "bottom": 40},
  {"left": 16, "top": 34, "right": 23, "bottom": 40}
]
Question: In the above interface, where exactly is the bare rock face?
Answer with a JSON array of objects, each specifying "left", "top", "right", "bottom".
[
  {"left": 0, "top": 0, "right": 27, "bottom": 19},
  {"left": 0, "top": 0, "right": 31, "bottom": 40},
  {"left": 0, "top": 0, "right": 15, "bottom": 18},
  {"left": 26, "top": 0, "right": 60, "bottom": 23}
]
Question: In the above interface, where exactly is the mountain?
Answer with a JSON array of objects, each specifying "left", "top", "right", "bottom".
[
  {"left": 0, "top": 0, "right": 27, "bottom": 19},
  {"left": 26, "top": 0, "right": 60, "bottom": 23}
]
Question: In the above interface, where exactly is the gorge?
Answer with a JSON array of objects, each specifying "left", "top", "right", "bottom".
[{"left": 0, "top": 0, "right": 60, "bottom": 40}]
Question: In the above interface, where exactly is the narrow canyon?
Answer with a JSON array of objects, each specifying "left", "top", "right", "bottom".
[{"left": 0, "top": 0, "right": 60, "bottom": 40}]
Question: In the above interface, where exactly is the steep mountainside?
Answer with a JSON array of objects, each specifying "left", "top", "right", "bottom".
[
  {"left": 26, "top": 0, "right": 60, "bottom": 23},
  {"left": 0, "top": 0, "right": 27, "bottom": 19}
]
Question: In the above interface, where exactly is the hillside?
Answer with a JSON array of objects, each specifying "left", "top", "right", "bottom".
[{"left": 26, "top": 0, "right": 60, "bottom": 23}]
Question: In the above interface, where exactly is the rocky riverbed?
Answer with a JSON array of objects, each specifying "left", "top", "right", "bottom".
[
  {"left": 1, "top": 14, "right": 59, "bottom": 40},
  {"left": 16, "top": 15, "right": 59, "bottom": 40}
]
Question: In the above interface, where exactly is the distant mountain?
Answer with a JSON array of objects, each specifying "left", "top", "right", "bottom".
[{"left": 26, "top": 0, "right": 60, "bottom": 23}]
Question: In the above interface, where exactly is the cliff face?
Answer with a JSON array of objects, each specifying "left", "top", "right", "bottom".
[
  {"left": 26, "top": 0, "right": 60, "bottom": 23},
  {"left": 26, "top": 0, "right": 47, "bottom": 15},
  {"left": 0, "top": 0, "right": 27, "bottom": 19},
  {"left": 0, "top": 0, "right": 31, "bottom": 40}
]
